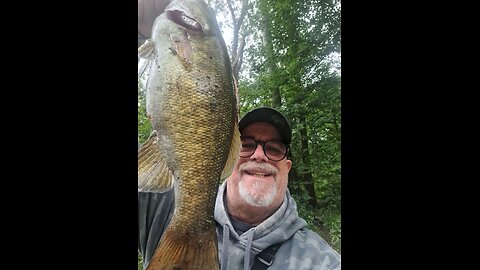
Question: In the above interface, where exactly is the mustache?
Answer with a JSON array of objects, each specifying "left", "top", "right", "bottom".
[{"left": 239, "top": 161, "right": 279, "bottom": 175}]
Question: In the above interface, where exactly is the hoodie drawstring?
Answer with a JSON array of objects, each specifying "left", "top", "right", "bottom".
[
  {"left": 244, "top": 229, "right": 255, "bottom": 270},
  {"left": 221, "top": 223, "right": 230, "bottom": 270}
]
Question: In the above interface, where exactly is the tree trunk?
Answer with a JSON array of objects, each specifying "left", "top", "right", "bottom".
[
  {"left": 298, "top": 114, "right": 318, "bottom": 208},
  {"left": 258, "top": 1, "right": 282, "bottom": 108},
  {"left": 226, "top": 0, "right": 249, "bottom": 84}
]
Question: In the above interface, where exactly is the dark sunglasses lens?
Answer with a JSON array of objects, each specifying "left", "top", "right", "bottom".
[
  {"left": 240, "top": 138, "right": 256, "bottom": 157},
  {"left": 265, "top": 141, "right": 287, "bottom": 160}
]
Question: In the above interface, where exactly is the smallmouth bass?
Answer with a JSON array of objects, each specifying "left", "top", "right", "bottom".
[{"left": 138, "top": 0, "right": 240, "bottom": 269}]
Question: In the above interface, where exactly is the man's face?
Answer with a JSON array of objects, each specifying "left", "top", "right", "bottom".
[{"left": 227, "top": 122, "right": 292, "bottom": 208}]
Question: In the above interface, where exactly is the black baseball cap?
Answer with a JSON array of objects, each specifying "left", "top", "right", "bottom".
[{"left": 239, "top": 107, "right": 292, "bottom": 145}]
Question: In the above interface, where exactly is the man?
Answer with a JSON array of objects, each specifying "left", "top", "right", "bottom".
[{"left": 138, "top": 107, "right": 341, "bottom": 269}]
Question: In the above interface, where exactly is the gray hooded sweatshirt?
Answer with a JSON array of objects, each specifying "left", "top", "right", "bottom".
[
  {"left": 138, "top": 182, "right": 340, "bottom": 269},
  {"left": 214, "top": 182, "right": 340, "bottom": 270}
]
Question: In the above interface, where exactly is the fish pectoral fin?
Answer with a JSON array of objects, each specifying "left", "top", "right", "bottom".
[
  {"left": 138, "top": 39, "right": 155, "bottom": 60},
  {"left": 138, "top": 59, "right": 151, "bottom": 79},
  {"left": 221, "top": 121, "right": 241, "bottom": 180},
  {"left": 138, "top": 130, "right": 174, "bottom": 192}
]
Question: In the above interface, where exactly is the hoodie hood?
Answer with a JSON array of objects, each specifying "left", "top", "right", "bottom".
[{"left": 214, "top": 181, "right": 307, "bottom": 270}]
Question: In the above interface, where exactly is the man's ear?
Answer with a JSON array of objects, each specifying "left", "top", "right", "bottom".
[{"left": 286, "top": 160, "right": 292, "bottom": 172}]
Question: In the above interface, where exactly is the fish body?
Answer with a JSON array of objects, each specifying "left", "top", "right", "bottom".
[{"left": 138, "top": 0, "right": 240, "bottom": 269}]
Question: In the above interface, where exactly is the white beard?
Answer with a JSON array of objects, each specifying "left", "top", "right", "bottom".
[{"left": 238, "top": 179, "right": 277, "bottom": 207}]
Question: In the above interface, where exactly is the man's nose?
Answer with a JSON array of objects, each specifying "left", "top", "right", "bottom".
[{"left": 250, "top": 143, "right": 269, "bottom": 162}]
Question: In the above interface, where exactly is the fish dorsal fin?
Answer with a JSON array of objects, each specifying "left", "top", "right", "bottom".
[
  {"left": 138, "top": 130, "right": 174, "bottom": 192},
  {"left": 221, "top": 121, "right": 240, "bottom": 180},
  {"left": 138, "top": 39, "right": 155, "bottom": 60}
]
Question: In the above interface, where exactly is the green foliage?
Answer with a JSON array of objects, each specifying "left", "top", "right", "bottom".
[
  {"left": 138, "top": 76, "right": 153, "bottom": 144},
  {"left": 138, "top": 251, "right": 143, "bottom": 270}
]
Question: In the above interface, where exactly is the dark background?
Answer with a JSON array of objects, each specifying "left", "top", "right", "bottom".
[{"left": 3, "top": 1, "right": 138, "bottom": 268}]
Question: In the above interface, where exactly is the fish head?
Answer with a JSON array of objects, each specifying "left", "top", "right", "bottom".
[
  {"left": 162, "top": 0, "right": 219, "bottom": 36},
  {"left": 147, "top": 0, "right": 227, "bottom": 66}
]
